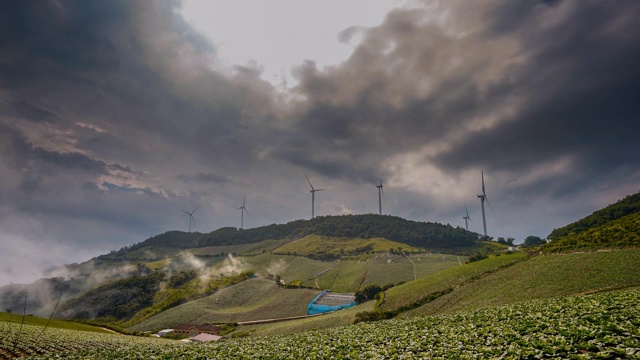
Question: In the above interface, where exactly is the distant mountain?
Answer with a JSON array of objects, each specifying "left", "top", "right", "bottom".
[
  {"left": 98, "top": 214, "right": 479, "bottom": 261},
  {"left": 544, "top": 191, "right": 640, "bottom": 252}
]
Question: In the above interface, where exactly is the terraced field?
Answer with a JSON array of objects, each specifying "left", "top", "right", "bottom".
[
  {"left": 6, "top": 288, "right": 638, "bottom": 359},
  {"left": 129, "top": 278, "right": 320, "bottom": 332}
]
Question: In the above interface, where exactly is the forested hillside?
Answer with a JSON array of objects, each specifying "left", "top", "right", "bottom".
[
  {"left": 548, "top": 191, "right": 640, "bottom": 240},
  {"left": 99, "top": 215, "right": 478, "bottom": 260},
  {"left": 544, "top": 191, "right": 640, "bottom": 252}
]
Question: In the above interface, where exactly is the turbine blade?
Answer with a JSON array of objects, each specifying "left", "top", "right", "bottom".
[
  {"left": 306, "top": 175, "right": 315, "bottom": 190},
  {"left": 481, "top": 170, "right": 486, "bottom": 195},
  {"left": 192, "top": 206, "right": 200, "bottom": 214},
  {"left": 181, "top": 209, "right": 190, "bottom": 215},
  {"left": 243, "top": 194, "right": 246, "bottom": 207},
  {"left": 381, "top": 185, "right": 384, "bottom": 197},
  {"left": 316, "top": 188, "right": 326, "bottom": 191},
  {"left": 486, "top": 196, "right": 492, "bottom": 210},
  {"left": 244, "top": 207, "right": 250, "bottom": 217}
]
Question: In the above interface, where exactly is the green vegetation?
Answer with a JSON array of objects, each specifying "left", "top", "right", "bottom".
[
  {"left": 227, "top": 301, "right": 376, "bottom": 338},
  {"left": 99, "top": 214, "right": 479, "bottom": 261},
  {"left": 379, "top": 253, "right": 525, "bottom": 312},
  {"left": 61, "top": 266, "right": 255, "bottom": 326},
  {"left": 543, "top": 212, "right": 640, "bottom": 253},
  {"left": 403, "top": 248, "right": 640, "bottom": 318},
  {"left": 548, "top": 191, "right": 640, "bottom": 241},
  {"left": 0, "top": 312, "right": 109, "bottom": 333},
  {"left": 61, "top": 269, "right": 165, "bottom": 320},
  {"left": 129, "top": 278, "right": 319, "bottom": 332},
  {"left": 273, "top": 235, "right": 423, "bottom": 259},
  {"left": 7, "top": 288, "right": 639, "bottom": 359}
]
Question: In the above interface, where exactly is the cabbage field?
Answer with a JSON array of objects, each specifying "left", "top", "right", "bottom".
[{"left": 4, "top": 288, "right": 639, "bottom": 359}]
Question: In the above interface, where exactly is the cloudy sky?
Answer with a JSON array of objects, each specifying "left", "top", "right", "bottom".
[{"left": 1, "top": 0, "right": 639, "bottom": 285}]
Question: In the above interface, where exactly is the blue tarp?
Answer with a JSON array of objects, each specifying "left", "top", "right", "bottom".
[{"left": 307, "top": 291, "right": 357, "bottom": 315}]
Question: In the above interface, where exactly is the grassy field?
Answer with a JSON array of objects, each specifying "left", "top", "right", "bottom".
[
  {"left": 237, "top": 253, "right": 338, "bottom": 283},
  {"left": 228, "top": 301, "right": 376, "bottom": 338},
  {"left": 0, "top": 312, "right": 109, "bottom": 334},
  {"left": 379, "top": 252, "right": 526, "bottom": 312},
  {"left": 129, "top": 278, "right": 320, "bottom": 332},
  {"left": 10, "top": 288, "right": 639, "bottom": 359},
  {"left": 273, "top": 235, "right": 424, "bottom": 256},
  {"left": 402, "top": 247, "right": 640, "bottom": 318}
]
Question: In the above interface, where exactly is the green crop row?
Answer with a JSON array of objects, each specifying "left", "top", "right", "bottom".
[{"left": 7, "top": 287, "right": 639, "bottom": 359}]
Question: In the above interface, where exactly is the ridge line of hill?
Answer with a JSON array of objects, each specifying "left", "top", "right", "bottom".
[{"left": 98, "top": 214, "right": 479, "bottom": 261}]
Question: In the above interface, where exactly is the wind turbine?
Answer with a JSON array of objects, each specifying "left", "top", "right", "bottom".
[
  {"left": 306, "top": 176, "right": 325, "bottom": 219},
  {"left": 477, "top": 171, "right": 490, "bottom": 237},
  {"left": 463, "top": 203, "right": 472, "bottom": 231},
  {"left": 181, "top": 206, "right": 199, "bottom": 233},
  {"left": 376, "top": 179, "right": 384, "bottom": 215},
  {"left": 238, "top": 195, "right": 249, "bottom": 230}
]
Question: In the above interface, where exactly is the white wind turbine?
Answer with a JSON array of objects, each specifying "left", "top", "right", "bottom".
[
  {"left": 181, "top": 206, "right": 199, "bottom": 233},
  {"left": 238, "top": 195, "right": 249, "bottom": 230},
  {"left": 306, "top": 176, "right": 325, "bottom": 219},
  {"left": 376, "top": 179, "right": 384, "bottom": 215},
  {"left": 463, "top": 203, "right": 472, "bottom": 231},
  {"left": 477, "top": 171, "right": 490, "bottom": 237}
]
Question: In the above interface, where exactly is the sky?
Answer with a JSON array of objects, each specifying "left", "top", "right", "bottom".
[{"left": 1, "top": 0, "right": 639, "bottom": 286}]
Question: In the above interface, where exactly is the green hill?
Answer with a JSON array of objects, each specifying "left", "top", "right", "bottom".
[
  {"left": 547, "top": 191, "right": 640, "bottom": 241},
  {"left": 98, "top": 214, "right": 479, "bottom": 262},
  {"left": 543, "top": 212, "right": 640, "bottom": 253}
]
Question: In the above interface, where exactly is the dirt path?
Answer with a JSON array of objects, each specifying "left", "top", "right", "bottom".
[
  {"left": 403, "top": 254, "right": 417, "bottom": 281},
  {"left": 100, "top": 327, "right": 120, "bottom": 334}
]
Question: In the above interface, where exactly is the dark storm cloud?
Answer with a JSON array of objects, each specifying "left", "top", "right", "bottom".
[
  {"left": 433, "top": 1, "right": 640, "bottom": 185},
  {"left": 0, "top": 0, "right": 130, "bottom": 88},
  {"left": 278, "top": 1, "right": 640, "bottom": 197}
]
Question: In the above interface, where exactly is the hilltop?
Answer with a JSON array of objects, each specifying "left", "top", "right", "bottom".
[
  {"left": 543, "top": 190, "right": 640, "bottom": 252},
  {"left": 98, "top": 214, "right": 479, "bottom": 262}
]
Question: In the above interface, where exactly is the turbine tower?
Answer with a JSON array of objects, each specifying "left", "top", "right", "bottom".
[
  {"left": 477, "top": 171, "right": 489, "bottom": 237},
  {"left": 238, "top": 195, "right": 249, "bottom": 230},
  {"left": 306, "top": 176, "right": 325, "bottom": 219},
  {"left": 376, "top": 179, "right": 384, "bottom": 215},
  {"left": 181, "top": 206, "right": 199, "bottom": 233},
  {"left": 463, "top": 203, "right": 472, "bottom": 231}
]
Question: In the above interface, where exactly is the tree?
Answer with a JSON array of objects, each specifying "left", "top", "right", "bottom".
[
  {"left": 522, "top": 236, "right": 546, "bottom": 247},
  {"left": 355, "top": 284, "right": 382, "bottom": 304}
]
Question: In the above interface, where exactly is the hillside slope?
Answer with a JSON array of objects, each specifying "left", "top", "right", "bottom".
[
  {"left": 400, "top": 248, "right": 640, "bottom": 317},
  {"left": 129, "top": 278, "right": 319, "bottom": 332},
  {"left": 543, "top": 212, "right": 640, "bottom": 253},
  {"left": 547, "top": 190, "right": 640, "bottom": 241}
]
